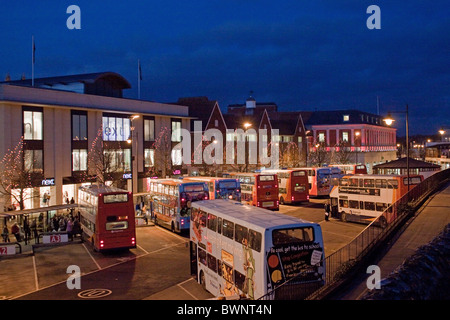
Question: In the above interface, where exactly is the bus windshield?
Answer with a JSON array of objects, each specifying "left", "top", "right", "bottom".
[
  {"left": 103, "top": 193, "right": 128, "bottom": 204},
  {"left": 272, "top": 227, "right": 315, "bottom": 245},
  {"left": 219, "top": 181, "right": 237, "bottom": 189},
  {"left": 183, "top": 184, "right": 206, "bottom": 192}
]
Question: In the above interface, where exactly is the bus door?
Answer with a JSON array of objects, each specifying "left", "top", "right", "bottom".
[{"left": 190, "top": 241, "right": 198, "bottom": 279}]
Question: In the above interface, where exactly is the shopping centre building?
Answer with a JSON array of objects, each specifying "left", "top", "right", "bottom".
[{"left": 0, "top": 72, "right": 190, "bottom": 211}]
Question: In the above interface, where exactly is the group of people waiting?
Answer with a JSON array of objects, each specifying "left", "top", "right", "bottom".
[{"left": 1, "top": 212, "right": 82, "bottom": 243}]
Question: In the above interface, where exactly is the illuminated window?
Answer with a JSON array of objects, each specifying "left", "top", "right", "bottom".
[
  {"left": 23, "top": 110, "right": 43, "bottom": 140},
  {"left": 343, "top": 115, "right": 350, "bottom": 122}
]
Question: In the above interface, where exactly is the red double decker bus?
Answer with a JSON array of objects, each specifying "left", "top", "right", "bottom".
[
  {"left": 262, "top": 169, "right": 309, "bottom": 204},
  {"left": 78, "top": 185, "right": 136, "bottom": 252},
  {"left": 227, "top": 172, "right": 279, "bottom": 210}
]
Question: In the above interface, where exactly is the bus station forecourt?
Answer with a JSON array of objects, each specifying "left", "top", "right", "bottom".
[{"left": 0, "top": 179, "right": 448, "bottom": 300}]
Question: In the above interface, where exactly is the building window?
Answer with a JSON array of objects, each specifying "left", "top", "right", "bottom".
[
  {"left": 24, "top": 149, "right": 43, "bottom": 172},
  {"left": 144, "top": 149, "right": 155, "bottom": 168},
  {"left": 103, "top": 149, "right": 131, "bottom": 172},
  {"left": 102, "top": 115, "right": 131, "bottom": 141},
  {"left": 318, "top": 132, "right": 325, "bottom": 142},
  {"left": 72, "top": 113, "right": 87, "bottom": 141},
  {"left": 343, "top": 115, "right": 350, "bottom": 122},
  {"left": 342, "top": 132, "right": 349, "bottom": 142},
  {"left": 215, "top": 119, "right": 219, "bottom": 127},
  {"left": 144, "top": 119, "right": 155, "bottom": 141},
  {"left": 171, "top": 148, "right": 182, "bottom": 165},
  {"left": 171, "top": 119, "right": 182, "bottom": 142},
  {"left": 72, "top": 149, "right": 87, "bottom": 171},
  {"left": 23, "top": 110, "right": 43, "bottom": 140}
]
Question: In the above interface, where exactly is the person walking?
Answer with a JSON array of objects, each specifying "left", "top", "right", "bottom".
[
  {"left": 2, "top": 225, "right": 10, "bottom": 242},
  {"left": 11, "top": 222, "right": 21, "bottom": 242},
  {"left": 324, "top": 202, "right": 330, "bottom": 221},
  {"left": 66, "top": 218, "right": 74, "bottom": 241}
]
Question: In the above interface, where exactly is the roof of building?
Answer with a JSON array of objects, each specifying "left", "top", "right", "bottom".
[
  {"left": 373, "top": 157, "right": 441, "bottom": 169},
  {"left": 175, "top": 97, "right": 218, "bottom": 131},
  {"left": 303, "top": 109, "right": 387, "bottom": 127},
  {"left": 1, "top": 72, "right": 131, "bottom": 89}
]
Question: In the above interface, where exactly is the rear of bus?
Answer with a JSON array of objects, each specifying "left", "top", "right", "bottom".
[
  {"left": 265, "top": 223, "right": 325, "bottom": 299},
  {"left": 215, "top": 178, "right": 241, "bottom": 201},
  {"left": 179, "top": 182, "right": 209, "bottom": 231},
  {"left": 289, "top": 170, "right": 309, "bottom": 203},
  {"left": 316, "top": 168, "right": 332, "bottom": 196},
  {"left": 97, "top": 192, "right": 136, "bottom": 251},
  {"left": 256, "top": 174, "right": 279, "bottom": 210}
]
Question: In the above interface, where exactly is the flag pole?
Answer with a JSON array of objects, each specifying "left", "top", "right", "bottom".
[
  {"left": 138, "top": 59, "right": 141, "bottom": 99},
  {"left": 32, "top": 35, "right": 35, "bottom": 87}
]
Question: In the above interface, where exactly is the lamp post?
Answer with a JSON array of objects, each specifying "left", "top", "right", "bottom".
[
  {"left": 127, "top": 115, "right": 140, "bottom": 194},
  {"left": 383, "top": 104, "right": 410, "bottom": 192}
]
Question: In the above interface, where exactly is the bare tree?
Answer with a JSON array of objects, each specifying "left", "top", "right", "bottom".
[
  {"left": 0, "top": 138, "right": 43, "bottom": 210},
  {"left": 309, "top": 141, "right": 328, "bottom": 167},
  {"left": 333, "top": 140, "right": 353, "bottom": 164},
  {"left": 152, "top": 126, "right": 173, "bottom": 178}
]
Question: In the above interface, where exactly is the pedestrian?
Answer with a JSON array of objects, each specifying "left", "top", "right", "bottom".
[
  {"left": 324, "top": 202, "right": 330, "bottom": 221},
  {"left": 2, "top": 225, "right": 10, "bottom": 242},
  {"left": 11, "top": 222, "right": 21, "bottom": 241},
  {"left": 66, "top": 218, "right": 74, "bottom": 240},
  {"left": 30, "top": 219, "right": 38, "bottom": 239},
  {"left": 73, "top": 217, "right": 81, "bottom": 239},
  {"left": 23, "top": 216, "right": 31, "bottom": 243}
]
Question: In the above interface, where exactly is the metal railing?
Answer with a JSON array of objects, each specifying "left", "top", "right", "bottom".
[{"left": 259, "top": 168, "right": 450, "bottom": 300}]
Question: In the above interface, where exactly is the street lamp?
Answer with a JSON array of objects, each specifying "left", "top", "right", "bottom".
[
  {"left": 244, "top": 122, "right": 252, "bottom": 129},
  {"left": 383, "top": 105, "right": 410, "bottom": 192},
  {"left": 128, "top": 115, "right": 140, "bottom": 194},
  {"left": 355, "top": 131, "right": 360, "bottom": 164}
]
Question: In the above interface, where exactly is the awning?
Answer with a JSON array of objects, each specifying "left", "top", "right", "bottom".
[{"left": 0, "top": 204, "right": 78, "bottom": 218}]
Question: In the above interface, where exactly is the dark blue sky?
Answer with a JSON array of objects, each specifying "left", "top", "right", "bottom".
[{"left": 1, "top": 1, "right": 448, "bottom": 136}]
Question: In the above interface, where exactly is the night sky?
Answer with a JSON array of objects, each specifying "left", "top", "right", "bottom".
[{"left": 0, "top": 1, "right": 448, "bottom": 136}]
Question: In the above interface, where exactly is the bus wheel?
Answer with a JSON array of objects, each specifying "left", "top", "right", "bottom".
[
  {"left": 154, "top": 216, "right": 158, "bottom": 226},
  {"left": 199, "top": 270, "right": 206, "bottom": 291},
  {"left": 280, "top": 197, "right": 285, "bottom": 205},
  {"left": 340, "top": 212, "right": 347, "bottom": 222},
  {"left": 171, "top": 222, "right": 175, "bottom": 233}
]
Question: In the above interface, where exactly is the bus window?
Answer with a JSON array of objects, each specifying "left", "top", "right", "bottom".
[
  {"left": 198, "top": 247, "right": 207, "bottom": 266},
  {"left": 339, "top": 199, "right": 348, "bottom": 208},
  {"left": 103, "top": 193, "right": 128, "bottom": 203},
  {"left": 207, "top": 213, "right": 217, "bottom": 231},
  {"left": 217, "top": 217, "right": 222, "bottom": 234},
  {"left": 249, "top": 229, "right": 262, "bottom": 252},
  {"left": 235, "top": 224, "right": 249, "bottom": 245},
  {"left": 235, "top": 270, "right": 246, "bottom": 291},
  {"left": 222, "top": 219, "right": 234, "bottom": 239},
  {"left": 349, "top": 200, "right": 359, "bottom": 209},
  {"left": 387, "top": 179, "right": 398, "bottom": 189},
  {"left": 364, "top": 202, "right": 375, "bottom": 211},
  {"left": 339, "top": 178, "right": 349, "bottom": 186},
  {"left": 364, "top": 179, "right": 374, "bottom": 188},
  {"left": 259, "top": 175, "right": 274, "bottom": 181},
  {"left": 272, "top": 227, "right": 314, "bottom": 245},
  {"left": 375, "top": 179, "right": 388, "bottom": 188},
  {"left": 207, "top": 254, "right": 218, "bottom": 273},
  {"left": 349, "top": 178, "right": 359, "bottom": 187},
  {"left": 376, "top": 203, "right": 388, "bottom": 212},
  {"left": 404, "top": 177, "right": 422, "bottom": 185}
]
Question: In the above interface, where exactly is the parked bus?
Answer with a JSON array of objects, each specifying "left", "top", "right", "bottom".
[
  {"left": 329, "top": 164, "right": 368, "bottom": 175},
  {"left": 184, "top": 177, "right": 241, "bottom": 201},
  {"left": 190, "top": 199, "right": 325, "bottom": 300},
  {"left": 290, "top": 167, "right": 341, "bottom": 197},
  {"left": 262, "top": 169, "right": 309, "bottom": 204},
  {"left": 78, "top": 185, "right": 136, "bottom": 251},
  {"left": 329, "top": 174, "right": 424, "bottom": 226},
  {"left": 227, "top": 172, "right": 279, "bottom": 210},
  {"left": 147, "top": 179, "right": 209, "bottom": 232}
]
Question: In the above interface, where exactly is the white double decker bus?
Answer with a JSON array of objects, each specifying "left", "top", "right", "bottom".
[{"left": 190, "top": 199, "right": 325, "bottom": 300}]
